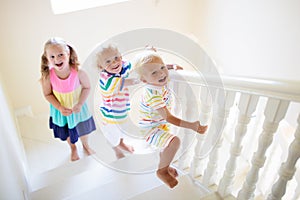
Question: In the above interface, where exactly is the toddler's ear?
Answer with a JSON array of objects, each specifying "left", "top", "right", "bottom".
[
  {"left": 97, "top": 63, "right": 103, "bottom": 70},
  {"left": 140, "top": 76, "right": 147, "bottom": 83}
]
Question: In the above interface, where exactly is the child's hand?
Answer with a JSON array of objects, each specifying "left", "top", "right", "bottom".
[
  {"left": 145, "top": 45, "right": 157, "bottom": 52},
  {"left": 192, "top": 121, "right": 207, "bottom": 134},
  {"left": 72, "top": 103, "right": 82, "bottom": 113},
  {"left": 166, "top": 64, "right": 184, "bottom": 70},
  {"left": 124, "top": 78, "right": 141, "bottom": 86},
  {"left": 173, "top": 64, "right": 183, "bottom": 70},
  {"left": 59, "top": 105, "right": 72, "bottom": 116}
]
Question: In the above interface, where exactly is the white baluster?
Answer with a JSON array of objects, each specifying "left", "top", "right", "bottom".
[
  {"left": 267, "top": 113, "right": 300, "bottom": 200},
  {"left": 190, "top": 86, "right": 213, "bottom": 177},
  {"left": 203, "top": 91, "right": 236, "bottom": 187},
  {"left": 177, "top": 83, "right": 200, "bottom": 170},
  {"left": 172, "top": 81, "right": 189, "bottom": 170},
  {"left": 202, "top": 135, "right": 222, "bottom": 186},
  {"left": 170, "top": 80, "right": 184, "bottom": 138},
  {"left": 292, "top": 168, "right": 300, "bottom": 200},
  {"left": 218, "top": 94, "right": 259, "bottom": 197},
  {"left": 237, "top": 98, "right": 290, "bottom": 200}
]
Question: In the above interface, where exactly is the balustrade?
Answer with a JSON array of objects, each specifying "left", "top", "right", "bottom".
[{"left": 170, "top": 71, "right": 300, "bottom": 199}]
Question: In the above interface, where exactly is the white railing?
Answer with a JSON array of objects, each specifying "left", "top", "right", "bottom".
[{"left": 169, "top": 70, "right": 300, "bottom": 200}]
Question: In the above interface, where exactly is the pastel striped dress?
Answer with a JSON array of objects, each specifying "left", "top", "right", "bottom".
[
  {"left": 99, "top": 61, "right": 131, "bottom": 124},
  {"left": 49, "top": 68, "right": 96, "bottom": 144},
  {"left": 139, "top": 83, "right": 175, "bottom": 148}
]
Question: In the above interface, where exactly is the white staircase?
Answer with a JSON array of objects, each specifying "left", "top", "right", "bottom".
[
  {"left": 21, "top": 70, "right": 300, "bottom": 200},
  {"left": 29, "top": 154, "right": 211, "bottom": 200}
]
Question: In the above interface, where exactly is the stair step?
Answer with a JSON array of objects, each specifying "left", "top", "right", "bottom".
[
  {"left": 29, "top": 141, "right": 211, "bottom": 200},
  {"left": 29, "top": 152, "right": 162, "bottom": 200},
  {"left": 29, "top": 155, "right": 100, "bottom": 191},
  {"left": 69, "top": 172, "right": 162, "bottom": 200},
  {"left": 129, "top": 175, "right": 210, "bottom": 200},
  {"left": 107, "top": 151, "right": 159, "bottom": 174},
  {"left": 30, "top": 160, "right": 119, "bottom": 200}
]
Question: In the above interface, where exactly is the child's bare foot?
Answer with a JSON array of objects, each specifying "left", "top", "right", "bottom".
[
  {"left": 71, "top": 149, "right": 80, "bottom": 161},
  {"left": 119, "top": 140, "right": 134, "bottom": 153},
  {"left": 168, "top": 167, "right": 178, "bottom": 177},
  {"left": 116, "top": 151, "right": 125, "bottom": 159},
  {"left": 83, "top": 145, "right": 95, "bottom": 156},
  {"left": 156, "top": 167, "right": 178, "bottom": 188},
  {"left": 113, "top": 146, "right": 125, "bottom": 159}
]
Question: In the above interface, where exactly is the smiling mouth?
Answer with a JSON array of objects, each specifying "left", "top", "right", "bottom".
[
  {"left": 112, "top": 64, "right": 120, "bottom": 70},
  {"left": 159, "top": 76, "right": 167, "bottom": 83},
  {"left": 56, "top": 62, "right": 63, "bottom": 67}
]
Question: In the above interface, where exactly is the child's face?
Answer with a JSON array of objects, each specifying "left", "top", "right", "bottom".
[
  {"left": 46, "top": 44, "right": 70, "bottom": 71},
  {"left": 98, "top": 48, "right": 122, "bottom": 74},
  {"left": 141, "top": 57, "right": 169, "bottom": 87}
]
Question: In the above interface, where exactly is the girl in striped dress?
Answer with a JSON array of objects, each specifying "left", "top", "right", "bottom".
[
  {"left": 40, "top": 37, "right": 96, "bottom": 161},
  {"left": 133, "top": 50, "right": 208, "bottom": 188},
  {"left": 96, "top": 44, "right": 138, "bottom": 159}
]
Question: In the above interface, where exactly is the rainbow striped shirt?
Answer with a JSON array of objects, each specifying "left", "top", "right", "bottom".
[
  {"left": 139, "top": 84, "right": 172, "bottom": 130},
  {"left": 99, "top": 61, "right": 131, "bottom": 124}
]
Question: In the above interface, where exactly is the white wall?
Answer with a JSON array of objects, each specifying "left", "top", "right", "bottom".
[
  {"left": 0, "top": 0, "right": 196, "bottom": 115},
  {"left": 0, "top": 72, "right": 29, "bottom": 199},
  {"left": 193, "top": 0, "right": 300, "bottom": 80},
  {"left": 1, "top": 0, "right": 299, "bottom": 127}
]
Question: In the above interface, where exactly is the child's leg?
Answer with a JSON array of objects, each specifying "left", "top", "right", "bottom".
[
  {"left": 113, "top": 146, "right": 125, "bottom": 159},
  {"left": 67, "top": 137, "right": 80, "bottom": 161},
  {"left": 118, "top": 138, "right": 134, "bottom": 153},
  {"left": 80, "top": 134, "right": 95, "bottom": 155},
  {"left": 157, "top": 136, "right": 180, "bottom": 188},
  {"left": 102, "top": 124, "right": 133, "bottom": 159},
  {"left": 113, "top": 139, "right": 134, "bottom": 159}
]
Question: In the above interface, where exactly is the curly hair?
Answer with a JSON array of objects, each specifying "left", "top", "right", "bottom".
[
  {"left": 96, "top": 43, "right": 120, "bottom": 70},
  {"left": 40, "top": 37, "right": 80, "bottom": 80},
  {"left": 132, "top": 50, "right": 164, "bottom": 76}
]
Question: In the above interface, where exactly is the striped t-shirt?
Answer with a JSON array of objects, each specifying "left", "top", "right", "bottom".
[
  {"left": 99, "top": 61, "right": 131, "bottom": 124},
  {"left": 139, "top": 84, "right": 172, "bottom": 130}
]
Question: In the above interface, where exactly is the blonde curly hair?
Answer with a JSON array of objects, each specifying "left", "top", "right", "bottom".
[
  {"left": 40, "top": 37, "right": 79, "bottom": 80},
  {"left": 132, "top": 50, "right": 164, "bottom": 77}
]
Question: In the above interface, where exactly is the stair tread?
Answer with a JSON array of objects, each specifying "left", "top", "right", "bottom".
[
  {"left": 30, "top": 160, "right": 118, "bottom": 200},
  {"left": 30, "top": 153, "right": 163, "bottom": 200},
  {"left": 129, "top": 175, "right": 210, "bottom": 200},
  {"left": 69, "top": 172, "right": 162, "bottom": 200},
  {"left": 29, "top": 155, "right": 101, "bottom": 191},
  {"left": 29, "top": 151, "right": 211, "bottom": 200}
]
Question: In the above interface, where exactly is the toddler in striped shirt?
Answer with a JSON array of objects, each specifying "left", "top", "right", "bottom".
[
  {"left": 96, "top": 44, "right": 138, "bottom": 159},
  {"left": 133, "top": 49, "right": 207, "bottom": 188}
]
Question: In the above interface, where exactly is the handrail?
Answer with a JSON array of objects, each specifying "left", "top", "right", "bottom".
[{"left": 170, "top": 70, "right": 300, "bottom": 102}]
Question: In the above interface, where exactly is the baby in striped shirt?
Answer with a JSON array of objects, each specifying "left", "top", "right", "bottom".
[
  {"left": 96, "top": 44, "right": 139, "bottom": 159},
  {"left": 133, "top": 49, "right": 208, "bottom": 188}
]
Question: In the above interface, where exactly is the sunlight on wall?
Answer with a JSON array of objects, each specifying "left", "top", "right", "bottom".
[{"left": 50, "top": 0, "right": 130, "bottom": 14}]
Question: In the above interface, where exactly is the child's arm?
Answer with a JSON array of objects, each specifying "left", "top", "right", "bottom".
[
  {"left": 123, "top": 78, "right": 140, "bottom": 87},
  {"left": 166, "top": 64, "right": 183, "bottom": 70},
  {"left": 73, "top": 69, "right": 91, "bottom": 113},
  {"left": 157, "top": 106, "right": 207, "bottom": 134},
  {"left": 41, "top": 77, "right": 72, "bottom": 116}
]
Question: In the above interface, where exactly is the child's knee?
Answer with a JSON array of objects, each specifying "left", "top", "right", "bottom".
[{"left": 170, "top": 136, "right": 180, "bottom": 149}]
